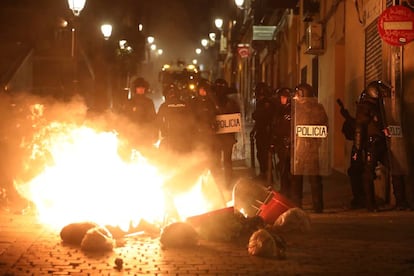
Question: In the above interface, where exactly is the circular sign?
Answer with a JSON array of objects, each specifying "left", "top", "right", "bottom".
[
  {"left": 377, "top": 5, "right": 414, "bottom": 46},
  {"left": 237, "top": 45, "right": 250, "bottom": 58}
]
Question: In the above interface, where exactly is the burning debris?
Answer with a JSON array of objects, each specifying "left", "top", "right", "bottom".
[{"left": 1, "top": 92, "right": 313, "bottom": 263}]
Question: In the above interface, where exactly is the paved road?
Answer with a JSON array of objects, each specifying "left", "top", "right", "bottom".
[
  {"left": 1, "top": 206, "right": 414, "bottom": 275},
  {"left": 2, "top": 164, "right": 414, "bottom": 275}
]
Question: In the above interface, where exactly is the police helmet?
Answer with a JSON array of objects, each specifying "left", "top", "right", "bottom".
[
  {"left": 214, "top": 78, "right": 229, "bottom": 97},
  {"left": 198, "top": 78, "right": 211, "bottom": 92},
  {"left": 163, "top": 83, "right": 178, "bottom": 97},
  {"left": 294, "top": 83, "right": 315, "bottom": 98},
  {"left": 214, "top": 78, "right": 228, "bottom": 88},
  {"left": 254, "top": 82, "right": 270, "bottom": 98},
  {"left": 358, "top": 89, "right": 367, "bottom": 103},
  {"left": 133, "top": 77, "right": 149, "bottom": 90},
  {"left": 366, "top": 80, "right": 391, "bottom": 99},
  {"left": 276, "top": 87, "right": 292, "bottom": 98}
]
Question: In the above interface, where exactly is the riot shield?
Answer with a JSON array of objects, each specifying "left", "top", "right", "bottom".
[
  {"left": 291, "top": 97, "right": 330, "bottom": 175},
  {"left": 382, "top": 96, "right": 409, "bottom": 175}
]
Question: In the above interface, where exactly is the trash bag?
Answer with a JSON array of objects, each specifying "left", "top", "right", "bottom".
[
  {"left": 160, "top": 222, "right": 199, "bottom": 248},
  {"left": 80, "top": 226, "right": 115, "bottom": 252},
  {"left": 247, "top": 228, "right": 286, "bottom": 259},
  {"left": 191, "top": 209, "right": 243, "bottom": 242},
  {"left": 60, "top": 222, "right": 98, "bottom": 245},
  {"left": 273, "top": 207, "right": 311, "bottom": 233}
]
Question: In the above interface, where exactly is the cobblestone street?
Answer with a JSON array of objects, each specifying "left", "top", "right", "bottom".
[{"left": 2, "top": 167, "right": 414, "bottom": 275}]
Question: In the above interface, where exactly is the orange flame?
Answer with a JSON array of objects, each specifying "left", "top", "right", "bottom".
[{"left": 14, "top": 110, "right": 227, "bottom": 231}]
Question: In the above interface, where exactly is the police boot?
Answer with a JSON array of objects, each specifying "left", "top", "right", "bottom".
[
  {"left": 392, "top": 175, "right": 408, "bottom": 210},
  {"left": 310, "top": 175, "right": 323, "bottom": 213},
  {"left": 290, "top": 175, "right": 303, "bottom": 208},
  {"left": 363, "top": 178, "right": 377, "bottom": 212},
  {"left": 348, "top": 167, "right": 365, "bottom": 209}
]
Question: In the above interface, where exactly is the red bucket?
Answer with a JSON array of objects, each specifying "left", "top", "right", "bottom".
[
  {"left": 257, "top": 191, "right": 296, "bottom": 224},
  {"left": 186, "top": 207, "right": 235, "bottom": 227}
]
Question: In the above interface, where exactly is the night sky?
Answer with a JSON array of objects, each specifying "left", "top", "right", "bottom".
[
  {"left": 1, "top": 0, "right": 230, "bottom": 63},
  {"left": 84, "top": 0, "right": 224, "bottom": 63}
]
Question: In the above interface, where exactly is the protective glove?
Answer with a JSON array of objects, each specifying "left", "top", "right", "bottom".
[{"left": 351, "top": 145, "right": 361, "bottom": 162}]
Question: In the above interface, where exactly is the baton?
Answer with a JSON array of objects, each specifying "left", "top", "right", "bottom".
[{"left": 250, "top": 133, "right": 256, "bottom": 168}]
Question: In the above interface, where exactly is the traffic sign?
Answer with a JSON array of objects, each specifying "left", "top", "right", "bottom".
[{"left": 377, "top": 5, "right": 414, "bottom": 46}]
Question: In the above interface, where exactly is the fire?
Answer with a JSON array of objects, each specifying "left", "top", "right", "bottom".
[
  {"left": 173, "top": 169, "right": 226, "bottom": 219},
  {"left": 15, "top": 122, "right": 166, "bottom": 231},
  {"left": 12, "top": 103, "right": 227, "bottom": 231}
]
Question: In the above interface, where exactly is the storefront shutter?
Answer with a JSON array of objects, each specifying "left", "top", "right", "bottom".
[{"left": 364, "top": 19, "right": 382, "bottom": 85}]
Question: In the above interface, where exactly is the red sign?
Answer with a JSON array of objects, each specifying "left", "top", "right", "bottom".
[
  {"left": 237, "top": 44, "right": 250, "bottom": 58},
  {"left": 377, "top": 5, "right": 414, "bottom": 46}
]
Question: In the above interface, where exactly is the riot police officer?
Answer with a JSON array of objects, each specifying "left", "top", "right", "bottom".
[
  {"left": 124, "top": 77, "right": 157, "bottom": 152},
  {"left": 353, "top": 80, "right": 408, "bottom": 211},
  {"left": 157, "top": 83, "right": 193, "bottom": 154},
  {"left": 212, "top": 78, "right": 240, "bottom": 188},
  {"left": 291, "top": 83, "right": 329, "bottom": 213},
  {"left": 271, "top": 87, "right": 293, "bottom": 197},
  {"left": 337, "top": 93, "right": 364, "bottom": 209},
  {"left": 251, "top": 82, "right": 275, "bottom": 180},
  {"left": 189, "top": 79, "right": 217, "bottom": 161}
]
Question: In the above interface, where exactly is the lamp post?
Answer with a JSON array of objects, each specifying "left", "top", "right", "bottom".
[
  {"left": 67, "top": 0, "right": 86, "bottom": 95},
  {"left": 215, "top": 17, "right": 225, "bottom": 78},
  {"left": 101, "top": 23, "right": 113, "bottom": 109}
]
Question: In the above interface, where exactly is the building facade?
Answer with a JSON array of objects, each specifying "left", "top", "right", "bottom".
[{"left": 223, "top": 0, "right": 414, "bottom": 198}]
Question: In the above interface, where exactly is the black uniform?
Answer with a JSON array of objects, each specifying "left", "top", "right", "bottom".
[
  {"left": 271, "top": 88, "right": 293, "bottom": 197},
  {"left": 251, "top": 83, "right": 275, "bottom": 179},
  {"left": 212, "top": 79, "right": 240, "bottom": 188},
  {"left": 157, "top": 85, "right": 193, "bottom": 154},
  {"left": 337, "top": 97, "right": 364, "bottom": 209},
  {"left": 353, "top": 81, "right": 408, "bottom": 211},
  {"left": 124, "top": 78, "right": 157, "bottom": 152},
  {"left": 190, "top": 82, "right": 217, "bottom": 159}
]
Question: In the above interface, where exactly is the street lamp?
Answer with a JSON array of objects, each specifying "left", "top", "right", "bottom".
[
  {"left": 214, "top": 17, "right": 226, "bottom": 78},
  {"left": 147, "top": 36, "right": 155, "bottom": 44},
  {"left": 100, "top": 24, "right": 112, "bottom": 40},
  {"left": 215, "top": 17, "right": 227, "bottom": 54},
  {"left": 67, "top": 0, "right": 86, "bottom": 16},
  {"left": 100, "top": 24, "right": 113, "bottom": 109},
  {"left": 235, "top": 0, "right": 244, "bottom": 9},
  {"left": 201, "top": 38, "right": 209, "bottom": 49},
  {"left": 214, "top": 18, "right": 223, "bottom": 30},
  {"left": 67, "top": 0, "right": 86, "bottom": 95},
  {"left": 209, "top": 32, "right": 216, "bottom": 42}
]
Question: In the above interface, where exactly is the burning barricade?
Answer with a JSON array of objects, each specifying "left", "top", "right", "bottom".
[{"left": 1, "top": 93, "right": 311, "bottom": 263}]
